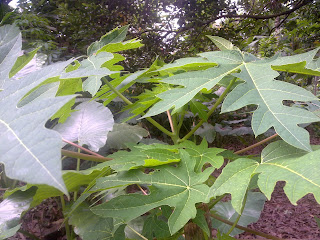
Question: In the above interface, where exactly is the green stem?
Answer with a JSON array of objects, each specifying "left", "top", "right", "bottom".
[
  {"left": 146, "top": 116, "right": 174, "bottom": 136},
  {"left": 102, "top": 77, "right": 133, "bottom": 105},
  {"left": 208, "top": 194, "right": 226, "bottom": 209},
  {"left": 126, "top": 225, "right": 148, "bottom": 240},
  {"left": 73, "top": 148, "right": 81, "bottom": 201},
  {"left": 179, "top": 78, "right": 237, "bottom": 143},
  {"left": 102, "top": 77, "right": 174, "bottom": 137},
  {"left": 60, "top": 196, "right": 72, "bottom": 240},
  {"left": 170, "top": 113, "right": 180, "bottom": 144},
  {"left": 210, "top": 213, "right": 284, "bottom": 240},
  {"left": 61, "top": 149, "right": 112, "bottom": 162},
  {"left": 226, "top": 191, "right": 248, "bottom": 235}
]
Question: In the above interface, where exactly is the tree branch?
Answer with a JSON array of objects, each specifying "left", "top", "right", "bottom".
[{"left": 138, "top": 0, "right": 312, "bottom": 36}]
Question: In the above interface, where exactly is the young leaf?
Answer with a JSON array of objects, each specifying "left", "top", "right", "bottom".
[
  {"left": 91, "top": 150, "right": 213, "bottom": 234},
  {"left": 54, "top": 101, "right": 114, "bottom": 152},
  {"left": 0, "top": 60, "right": 75, "bottom": 194},
  {"left": 87, "top": 25, "right": 129, "bottom": 56},
  {"left": 212, "top": 192, "right": 266, "bottom": 236},
  {"left": 97, "top": 39, "right": 143, "bottom": 53},
  {"left": 207, "top": 36, "right": 239, "bottom": 51}
]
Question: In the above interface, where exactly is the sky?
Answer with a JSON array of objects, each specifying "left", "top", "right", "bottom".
[{"left": 9, "top": 0, "right": 18, "bottom": 8}]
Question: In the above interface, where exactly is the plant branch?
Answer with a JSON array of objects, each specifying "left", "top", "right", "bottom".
[
  {"left": 235, "top": 133, "right": 279, "bottom": 155},
  {"left": 167, "top": 110, "right": 175, "bottom": 133},
  {"left": 102, "top": 77, "right": 133, "bottom": 105},
  {"left": 210, "top": 213, "right": 284, "bottom": 240},
  {"left": 62, "top": 138, "right": 102, "bottom": 157},
  {"left": 138, "top": 0, "right": 311, "bottom": 36},
  {"left": 179, "top": 77, "right": 237, "bottom": 143},
  {"left": 61, "top": 149, "right": 112, "bottom": 162}
]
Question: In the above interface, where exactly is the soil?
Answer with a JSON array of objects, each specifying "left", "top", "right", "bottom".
[{"left": 5, "top": 128, "right": 320, "bottom": 240}]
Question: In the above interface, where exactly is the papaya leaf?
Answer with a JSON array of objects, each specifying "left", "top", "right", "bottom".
[
  {"left": 0, "top": 187, "right": 37, "bottom": 239},
  {"left": 69, "top": 202, "right": 125, "bottom": 240},
  {"left": 87, "top": 25, "right": 129, "bottom": 56},
  {"left": 106, "top": 123, "right": 148, "bottom": 149},
  {"left": 220, "top": 50, "right": 320, "bottom": 151},
  {"left": 136, "top": 139, "right": 224, "bottom": 173},
  {"left": 99, "top": 144, "right": 180, "bottom": 172},
  {"left": 207, "top": 35, "right": 239, "bottom": 51},
  {"left": 212, "top": 192, "right": 266, "bottom": 236},
  {"left": 91, "top": 150, "right": 213, "bottom": 234},
  {"left": 210, "top": 140, "right": 320, "bottom": 213},
  {"left": 177, "top": 139, "right": 224, "bottom": 172},
  {"left": 54, "top": 101, "right": 114, "bottom": 152},
  {"left": 0, "top": 60, "right": 75, "bottom": 194},
  {"left": 9, "top": 47, "right": 40, "bottom": 78},
  {"left": 190, "top": 99, "right": 209, "bottom": 121},
  {"left": 143, "top": 50, "right": 243, "bottom": 118},
  {"left": 0, "top": 25, "right": 21, "bottom": 88},
  {"left": 194, "top": 122, "right": 216, "bottom": 144},
  {"left": 97, "top": 39, "right": 143, "bottom": 53},
  {"left": 4, "top": 163, "right": 112, "bottom": 208}
]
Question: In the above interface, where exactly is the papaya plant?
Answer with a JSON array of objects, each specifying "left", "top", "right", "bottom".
[{"left": 0, "top": 24, "right": 320, "bottom": 240}]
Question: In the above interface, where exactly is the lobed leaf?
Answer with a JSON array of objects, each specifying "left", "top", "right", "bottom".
[
  {"left": 91, "top": 150, "right": 213, "bottom": 234},
  {"left": 210, "top": 141, "right": 320, "bottom": 213}
]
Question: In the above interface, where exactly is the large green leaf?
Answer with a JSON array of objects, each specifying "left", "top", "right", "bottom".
[
  {"left": 91, "top": 150, "right": 213, "bottom": 234},
  {"left": 212, "top": 192, "right": 266, "bottom": 236},
  {"left": 144, "top": 51, "right": 242, "bottom": 117},
  {"left": 0, "top": 25, "right": 21, "bottom": 88},
  {"left": 69, "top": 202, "right": 125, "bottom": 240},
  {"left": 220, "top": 51, "right": 319, "bottom": 151},
  {"left": 144, "top": 46, "right": 319, "bottom": 150},
  {"left": 0, "top": 60, "right": 75, "bottom": 194},
  {"left": 54, "top": 101, "right": 114, "bottom": 152},
  {"left": 210, "top": 140, "right": 320, "bottom": 213},
  {"left": 0, "top": 187, "right": 37, "bottom": 239}
]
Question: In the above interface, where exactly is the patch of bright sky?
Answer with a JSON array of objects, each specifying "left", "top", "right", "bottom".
[{"left": 9, "top": 0, "right": 18, "bottom": 8}]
